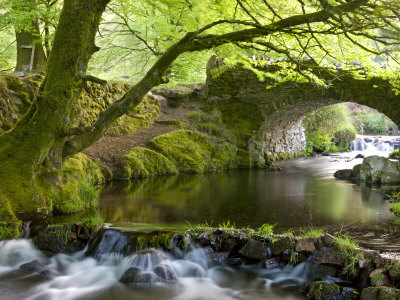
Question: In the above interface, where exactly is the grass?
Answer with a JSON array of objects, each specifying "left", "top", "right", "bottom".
[
  {"left": 298, "top": 227, "right": 325, "bottom": 239},
  {"left": 289, "top": 251, "right": 298, "bottom": 266},
  {"left": 257, "top": 223, "right": 276, "bottom": 238},
  {"left": 333, "top": 233, "right": 363, "bottom": 276}
]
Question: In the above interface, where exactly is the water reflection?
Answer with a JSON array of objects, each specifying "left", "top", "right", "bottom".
[{"left": 99, "top": 166, "right": 392, "bottom": 231}]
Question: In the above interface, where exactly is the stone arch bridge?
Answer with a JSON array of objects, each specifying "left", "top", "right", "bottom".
[{"left": 202, "top": 59, "right": 400, "bottom": 158}]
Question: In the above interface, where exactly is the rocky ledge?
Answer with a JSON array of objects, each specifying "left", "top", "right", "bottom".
[{"left": 29, "top": 223, "right": 400, "bottom": 299}]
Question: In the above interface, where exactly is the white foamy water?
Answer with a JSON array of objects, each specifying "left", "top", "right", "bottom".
[
  {"left": 350, "top": 134, "right": 400, "bottom": 157},
  {"left": 0, "top": 239, "right": 306, "bottom": 300}
]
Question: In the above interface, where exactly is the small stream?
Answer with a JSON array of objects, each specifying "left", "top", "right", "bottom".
[{"left": 1, "top": 135, "right": 400, "bottom": 300}]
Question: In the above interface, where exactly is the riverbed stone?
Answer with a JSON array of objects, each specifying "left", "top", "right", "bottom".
[
  {"left": 198, "top": 231, "right": 211, "bottom": 246},
  {"left": 334, "top": 169, "right": 354, "bottom": 180},
  {"left": 296, "top": 239, "right": 316, "bottom": 254},
  {"left": 360, "top": 156, "right": 400, "bottom": 184},
  {"left": 271, "top": 236, "right": 295, "bottom": 256},
  {"left": 306, "top": 262, "right": 337, "bottom": 281},
  {"left": 153, "top": 264, "right": 177, "bottom": 281},
  {"left": 352, "top": 164, "right": 362, "bottom": 180},
  {"left": 369, "top": 268, "right": 390, "bottom": 286},
  {"left": 239, "top": 239, "right": 271, "bottom": 260},
  {"left": 119, "top": 267, "right": 141, "bottom": 283},
  {"left": 260, "top": 257, "right": 285, "bottom": 269},
  {"left": 19, "top": 259, "right": 44, "bottom": 272},
  {"left": 361, "top": 286, "right": 400, "bottom": 300},
  {"left": 306, "top": 281, "right": 341, "bottom": 300},
  {"left": 34, "top": 226, "right": 86, "bottom": 254},
  {"left": 312, "top": 247, "right": 344, "bottom": 268},
  {"left": 120, "top": 267, "right": 161, "bottom": 284}
]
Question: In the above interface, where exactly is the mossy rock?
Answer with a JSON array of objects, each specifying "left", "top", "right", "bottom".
[
  {"left": 121, "top": 147, "right": 178, "bottom": 179},
  {"left": 49, "top": 153, "right": 104, "bottom": 215},
  {"left": 150, "top": 129, "right": 239, "bottom": 173},
  {"left": 0, "top": 222, "right": 22, "bottom": 240},
  {"left": 306, "top": 281, "right": 341, "bottom": 300},
  {"left": 361, "top": 286, "right": 400, "bottom": 300}
]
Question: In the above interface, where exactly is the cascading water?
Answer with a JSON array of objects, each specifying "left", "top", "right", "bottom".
[
  {"left": 0, "top": 229, "right": 308, "bottom": 300},
  {"left": 350, "top": 134, "right": 400, "bottom": 155}
]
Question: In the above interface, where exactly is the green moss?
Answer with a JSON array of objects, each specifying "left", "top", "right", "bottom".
[
  {"left": 0, "top": 222, "right": 21, "bottom": 240},
  {"left": 108, "top": 95, "right": 160, "bottom": 135},
  {"left": 63, "top": 153, "right": 104, "bottom": 185},
  {"left": 121, "top": 147, "right": 178, "bottom": 178},
  {"left": 307, "top": 282, "right": 341, "bottom": 299},
  {"left": 44, "top": 154, "right": 104, "bottom": 215},
  {"left": 150, "top": 130, "right": 239, "bottom": 173}
]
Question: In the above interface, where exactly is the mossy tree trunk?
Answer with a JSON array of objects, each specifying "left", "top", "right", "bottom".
[
  {"left": 0, "top": 0, "right": 366, "bottom": 225},
  {"left": 0, "top": 0, "right": 110, "bottom": 223},
  {"left": 15, "top": 19, "right": 48, "bottom": 74}
]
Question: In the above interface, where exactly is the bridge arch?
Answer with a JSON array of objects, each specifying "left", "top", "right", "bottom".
[{"left": 204, "top": 58, "right": 400, "bottom": 158}]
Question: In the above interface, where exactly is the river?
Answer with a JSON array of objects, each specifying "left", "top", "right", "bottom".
[{"left": 0, "top": 135, "right": 399, "bottom": 300}]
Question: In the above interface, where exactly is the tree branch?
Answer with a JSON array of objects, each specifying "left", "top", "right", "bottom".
[{"left": 62, "top": 0, "right": 369, "bottom": 158}]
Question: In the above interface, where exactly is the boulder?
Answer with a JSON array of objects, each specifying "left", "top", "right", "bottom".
[
  {"left": 306, "top": 262, "right": 337, "bottom": 281},
  {"left": 271, "top": 236, "right": 295, "bottom": 256},
  {"left": 119, "top": 267, "right": 161, "bottom": 284},
  {"left": 296, "top": 239, "right": 316, "bottom": 254},
  {"left": 334, "top": 169, "right": 354, "bottom": 180},
  {"left": 306, "top": 281, "right": 341, "bottom": 300},
  {"left": 341, "top": 287, "right": 360, "bottom": 300},
  {"left": 312, "top": 247, "right": 344, "bottom": 268},
  {"left": 19, "top": 259, "right": 44, "bottom": 272},
  {"left": 197, "top": 231, "right": 211, "bottom": 246},
  {"left": 369, "top": 268, "right": 390, "bottom": 286},
  {"left": 119, "top": 267, "right": 141, "bottom": 284},
  {"left": 361, "top": 286, "right": 400, "bottom": 300},
  {"left": 153, "top": 264, "right": 177, "bottom": 281},
  {"left": 360, "top": 156, "right": 400, "bottom": 184},
  {"left": 260, "top": 257, "right": 285, "bottom": 269},
  {"left": 239, "top": 239, "right": 271, "bottom": 260},
  {"left": 352, "top": 164, "right": 362, "bottom": 180}
]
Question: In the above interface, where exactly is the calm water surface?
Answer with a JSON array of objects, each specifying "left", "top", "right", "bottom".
[{"left": 99, "top": 153, "right": 393, "bottom": 232}]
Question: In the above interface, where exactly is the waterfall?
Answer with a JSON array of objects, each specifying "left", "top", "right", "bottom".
[{"left": 350, "top": 135, "right": 399, "bottom": 155}]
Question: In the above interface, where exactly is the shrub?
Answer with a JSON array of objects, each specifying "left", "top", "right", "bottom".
[
  {"left": 390, "top": 149, "right": 400, "bottom": 159},
  {"left": 333, "top": 125, "right": 357, "bottom": 150}
]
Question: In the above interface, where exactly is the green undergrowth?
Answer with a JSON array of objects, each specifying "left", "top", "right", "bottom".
[
  {"left": 303, "top": 104, "right": 356, "bottom": 154},
  {"left": 333, "top": 233, "right": 364, "bottom": 276},
  {"left": 187, "top": 220, "right": 275, "bottom": 240},
  {"left": 298, "top": 227, "right": 325, "bottom": 239},
  {"left": 389, "top": 149, "right": 400, "bottom": 159}
]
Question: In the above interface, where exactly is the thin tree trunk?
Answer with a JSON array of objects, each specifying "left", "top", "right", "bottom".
[{"left": 15, "top": 19, "right": 47, "bottom": 73}]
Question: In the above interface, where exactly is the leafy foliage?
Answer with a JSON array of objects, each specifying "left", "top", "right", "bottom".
[
  {"left": 303, "top": 104, "right": 356, "bottom": 154},
  {"left": 352, "top": 111, "right": 396, "bottom": 134},
  {"left": 390, "top": 149, "right": 400, "bottom": 159}
]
